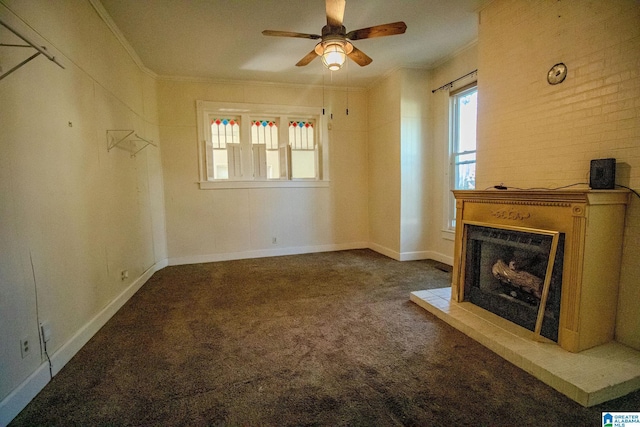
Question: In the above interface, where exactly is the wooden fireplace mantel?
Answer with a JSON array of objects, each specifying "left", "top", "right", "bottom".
[{"left": 451, "top": 189, "right": 630, "bottom": 353}]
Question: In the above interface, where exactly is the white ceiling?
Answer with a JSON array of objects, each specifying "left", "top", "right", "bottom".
[{"left": 98, "top": 0, "right": 487, "bottom": 87}]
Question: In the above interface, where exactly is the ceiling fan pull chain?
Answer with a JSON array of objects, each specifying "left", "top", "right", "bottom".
[
  {"left": 346, "top": 59, "right": 349, "bottom": 115},
  {"left": 322, "top": 69, "right": 325, "bottom": 116}
]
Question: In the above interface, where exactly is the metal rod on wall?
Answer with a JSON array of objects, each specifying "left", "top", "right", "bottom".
[
  {"left": 0, "top": 17, "right": 65, "bottom": 81},
  {"left": 0, "top": 51, "right": 40, "bottom": 81},
  {"left": 431, "top": 69, "right": 477, "bottom": 93}
]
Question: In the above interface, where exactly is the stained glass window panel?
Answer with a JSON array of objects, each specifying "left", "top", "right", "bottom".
[
  {"left": 251, "top": 119, "right": 278, "bottom": 149},
  {"left": 289, "top": 120, "right": 315, "bottom": 150},
  {"left": 210, "top": 117, "right": 240, "bottom": 149}
]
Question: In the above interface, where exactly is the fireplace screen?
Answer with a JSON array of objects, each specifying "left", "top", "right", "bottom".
[{"left": 462, "top": 222, "right": 564, "bottom": 342}]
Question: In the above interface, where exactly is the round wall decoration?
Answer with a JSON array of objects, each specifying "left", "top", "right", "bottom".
[{"left": 547, "top": 63, "right": 567, "bottom": 85}]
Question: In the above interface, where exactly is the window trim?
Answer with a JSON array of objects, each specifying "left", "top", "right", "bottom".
[
  {"left": 444, "top": 83, "right": 477, "bottom": 232},
  {"left": 196, "top": 101, "right": 329, "bottom": 189},
  {"left": 199, "top": 180, "right": 329, "bottom": 190}
]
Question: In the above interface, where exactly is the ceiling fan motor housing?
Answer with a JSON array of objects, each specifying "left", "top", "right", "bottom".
[{"left": 322, "top": 25, "right": 346, "bottom": 38}]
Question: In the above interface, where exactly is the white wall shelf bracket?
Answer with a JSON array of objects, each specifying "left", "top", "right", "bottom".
[
  {"left": 0, "top": 17, "right": 65, "bottom": 81},
  {"left": 106, "top": 130, "right": 156, "bottom": 158}
]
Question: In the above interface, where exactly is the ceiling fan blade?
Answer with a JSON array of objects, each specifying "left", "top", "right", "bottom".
[
  {"left": 347, "top": 46, "right": 373, "bottom": 67},
  {"left": 262, "top": 30, "right": 321, "bottom": 40},
  {"left": 326, "top": 0, "right": 346, "bottom": 27},
  {"left": 346, "top": 21, "right": 407, "bottom": 40},
  {"left": 296, "top": 50, "right": 319, "bottom": 67}
]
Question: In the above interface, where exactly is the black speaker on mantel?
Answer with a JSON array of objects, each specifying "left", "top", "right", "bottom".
[{"left": 589, "top": 158, "right": 616, "bottom": 189}]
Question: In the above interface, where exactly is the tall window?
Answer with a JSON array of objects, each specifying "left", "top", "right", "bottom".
[
  {"left": 197, "top": 101, "right": 325, "bottom": 186},
  {"left": 449, "top": 85, "right": 477, "bottom": 228}
]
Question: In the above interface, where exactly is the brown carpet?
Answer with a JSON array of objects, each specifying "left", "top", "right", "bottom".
[{"left": 9, "top": 249, "right": 640, "bottom": 426}]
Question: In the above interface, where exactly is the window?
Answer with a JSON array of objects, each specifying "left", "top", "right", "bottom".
[
  {"left": 197, "top": 101, "right": 327, "bottom": 188},
  {"left": 251, "top": 119, "right": 280, "bottom": 179},
  {"left": 289, "top": 120, "right": 316, "bottom": 179},
  {"left": 448, "top": 85, "right": 477, "bottom": 229},
  {"left": 210, "top": 117, "right": 240, "bottom": 180}
]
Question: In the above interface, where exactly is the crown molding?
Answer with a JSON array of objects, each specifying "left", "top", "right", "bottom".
[
  {"left": 156, "top": 73, "right": 368, "bottom": 92},
  {"left": 88, "top": 0, "right": 157, "bottom": 79}
]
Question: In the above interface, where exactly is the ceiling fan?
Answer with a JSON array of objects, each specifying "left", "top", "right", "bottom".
[{"left": 262, "top": 0, "right": 407, "bottom": 71}]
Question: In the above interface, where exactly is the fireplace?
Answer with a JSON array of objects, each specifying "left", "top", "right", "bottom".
[{"left": 451, "top": 190, "right": 629, "bottom": 353}]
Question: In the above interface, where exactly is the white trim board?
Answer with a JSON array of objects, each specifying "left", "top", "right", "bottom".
[
  {"left": 168, "top": 242, "right": 369, "bottom": 266},
  {"left": 168, "top": 243, "right": 452, "bottom": 267},
  {"left": 367, "top": 243, "right": 452, "bottom": 265}
]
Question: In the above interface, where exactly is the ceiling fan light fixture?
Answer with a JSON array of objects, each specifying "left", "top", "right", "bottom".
[
  {"left": 320, "top": 41, "right": 346, "bottom": 71},
  {"left": 263, "top": 1, "right": 406, "bottom": 70}
]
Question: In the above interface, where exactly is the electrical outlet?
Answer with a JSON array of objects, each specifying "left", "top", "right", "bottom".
[
  {"left": 120, "top": 270, "right": 129, "bottom": 281},
  {"left": 272, "top": 237, "right": 278, "bottom": 244},
  {"left": 20, "top": 337, "right": 31, "bottom": 358}
]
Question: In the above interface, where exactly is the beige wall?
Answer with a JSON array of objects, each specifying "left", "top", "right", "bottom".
[
  {"left": 368, "top": 67, "right": 449, "bottom": 262},
  {"left": 368, "top": 71, "right": 402, "bottom": 256},
  {"left": 0, "top": 0, "right": 166, "bottom": 414},
  {"left": 158, "top": 80, "right": 369, "bottom": 263},
  {"left": 400, "top": 69, "right": 431, "bottom": 258},
  {"left": 477, "top": 0, "right": 640, "bottom": 349}
]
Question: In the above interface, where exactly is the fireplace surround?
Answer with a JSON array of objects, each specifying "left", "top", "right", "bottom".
[{"left": 451, "top": 189, "right": 629, "bottom": 353}]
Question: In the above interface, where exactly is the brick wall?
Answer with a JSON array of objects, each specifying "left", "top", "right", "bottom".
[{"left": 477, "top": 0, "right": 640, "bottom": 349}]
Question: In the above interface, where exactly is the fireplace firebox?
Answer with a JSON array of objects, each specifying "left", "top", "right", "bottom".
[{"left": 463, "top": 223, "right": 564, "bottom": 342}]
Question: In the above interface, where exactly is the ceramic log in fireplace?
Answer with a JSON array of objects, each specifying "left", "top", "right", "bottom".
[{"left": 451, "top": 190, "right": 629, "bottom": 353}]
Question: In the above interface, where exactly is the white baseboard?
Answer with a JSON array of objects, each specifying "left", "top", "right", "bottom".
[
  {"left": 168, "top": 242, "right": 369, "bottom": 266},
  {"left": 398, "top": 250, "right": 431, "bottom": 261},
  {"left": 422, "top": 251, "right": 453, "bottom": 266},
  {"left": 0, "top": 363, "right": 50, "bottom": 427},
  {"left": 367, "top": 242, "right": 402, "bottom": 260},
  {"left": 0, "top": 258, "right": 168, "bottom": 427},
  {"left": 367, "top": 244, "right": 453, "bottom": 266},
  {"left": 49, "top": 259, "right": 168, "bottom": 376}
]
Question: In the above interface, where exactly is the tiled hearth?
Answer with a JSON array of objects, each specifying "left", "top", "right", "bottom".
[{"left": 410, "top": 287, "right": 640, "bottom": 407}]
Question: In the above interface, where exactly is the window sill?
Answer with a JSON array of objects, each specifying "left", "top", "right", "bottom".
[{"left": 199, "top": 180, "right": 330, "bottom": 190}]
